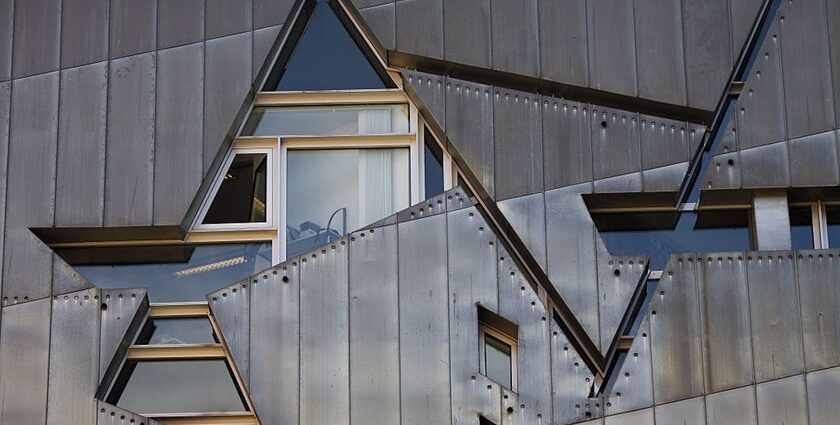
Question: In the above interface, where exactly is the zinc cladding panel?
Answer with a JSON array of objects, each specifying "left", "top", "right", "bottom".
[
  {"left": 110, "top": 0, "right": 156, "bottom": 59},
  {"left": 445, "top": 77, "right": 494, "bottom": 197},
  {"left": 48, "top": 288, "right": 100, "bottom": 425},
  {"left": 797, "top": 251, "right": 840, "bottom": 371},
  {"left": 444, "top": 0, "right": 491, "bottom": 68},
  {"left": 97, "top": 401, "right": 161, "bottom": 425},
  {"left": 105, "top": 53, "right": 155, "bottom": 226},
  {"left": 590, "top": 106, "right": 641, "bottom": 181},
  {"left": 642, "top": 162, "right": 689, "bottom": 193},
  {"left": 551, "top": 316, "right": 602, "bottom": 424},
  {"left": 704, "top": 152, "right": 741, "bottom": 190},
  {"left": 807, "top": 367, "right": 840, "bottom": 423},
  {"left": 154, "top": 43, "right": 204, "bottom": 225},
  {"left": 542, "top": 98, "right": 593, "bottom": 190},
  {"left": 253, "top": 0, "right": 293, "bottom": 29},
  {"left": 730, "top": 0, "right": 763, "bottom": 60},
  {"left": 0, "top": 82, "right": 9, "bottom": 291},
  {"left": 51, "top": 255, "right": 94, "bottom": 305},
  {"left": 586, "top": 0, "right": 636, "bottom": 97},
  {"left": 738, "top": 141, "right": 791, "bottom": 188},
  {"left": 497, "top": 193, "right": 547, "bottom": 271},
  {"left": 697, "top": 254, "right": 754, "bottom": 393},
  {"left": 405, "top": 71, "right": 445, "bottom": 132},
  {"left": 249, "top": 260, "right": 300, "bottom": 425},
  {"left": 56, "top": 62, "right": 107, "bottom": 227},
  {"left": 4, "top": 72, "right": 59, "bottom": 303},
  {"left": 788, "top": 131, "right": 840, "bottom": 187},
  {"left": 300, "top": 241, "right": 350, "bottom": 425},
  {"left": 0, "top": 298, "right": 51, "bottom": 425},
  {"left": 253, "top": 25, "right": 283, "bottom": 79},
  {"left": 61, "top": 0, "right": 109, "bottom": 68},
  {"left": 0, "top": 0, "right": 10, "bottom": 81},
  {"left": 756, "top": 375, "right": 809, "bottom": 425},
  {"left": 604, "top": 316, "right": 653, "bottom": 415},
  {"left": 348, "top": 226, "right": 400, "bottom": 425},
  {"left": 157, "top": 0, "right": 205, "bottom": 50},
  {"left": 633, "top": 0, "right": 686, "bottom": 105},
  {"left": 682, "top": 0, "right": 733, "bottom": 111},
  {"left": 604, "top": 408, "right": 653, "bottom": 425},
  {"left": 398, "top": 214, "right": 451, "bottom": 425},
  {"left": 654, "top": 397, "right": 705, "bottom": 425},
  {"left": 593, "top": 172, "right": 643, "bottom": 193},
  {"left": 490, "top": 0, "right": 539, "bottom": 77},
  {"left": 208, "top": 280, "right": 251, "bottom": 384},
  {"left": 205, "top": 0, "right": 253, "bottom": 39},
  {"left": 395, "top": 0, "right": 443, "bottom": 60},
  {"left": 779, "top": 0, "right": 835, "bottom": 139},
  {"left": 650, "top": 255, "right": 704, "bottom": 404},
  {"left": 830, "top": 1, "right": 840, "bottom": 128},
  {"left": 493, "top": 89, "right": 543, "bottom": 200},
  {"left": 639, "top": 115, "right": 690, "bottom": 171},
  {"left": 359, "top": 5, "right": 395, "bottom": 51},
  {"left": 99, "top": 289, "right": 148, "bottom": 378},
  {"left": 538, "top": 0, "right": 588, "bottom": 87},
  {"left": 705, "top": 385, "right": 758, "bottom": 425},
  {"left": 11, "top": 0, "right": 60, "bottom": 78},
  {"left": 596, "top": 249, "right": 646, "bottom": 353},
  {"left": 448, "top": 206, "right": 502, "bottom": 425}
]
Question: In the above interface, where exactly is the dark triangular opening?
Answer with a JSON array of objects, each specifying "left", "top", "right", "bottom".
[{"left": 264, "top": 0, "right": 391, "bottom": 91}]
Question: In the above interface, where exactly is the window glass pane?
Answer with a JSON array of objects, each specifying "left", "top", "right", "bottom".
[
  {"left": 484, "top": 334, "right": 512, "bottom": 388},
  {"left": 241, "top": 105, "right": 409, "bottom": 137},
  {"left": 287, "top": 148, "right": 409, "bottom": 258},
  {"left": 134, "top": 318, "right": 217, "bottom": 345},
  {"left": 424, "top": 131, "right": 444, "bottom": 199},
  {"left": 790, "top": 206, "right": 814, "bottom": 250},
  {"left": 72, "top": 243, "right": 272, "bottom": 302},
  {"left": 109, "top": 360, "right": 247, "bottom": 414},
  {"left": 827, "top": 206, "right": 840, "bottom": 248},
  {"left": 203, "top": 153, "right": 268, "bottom": 224}
]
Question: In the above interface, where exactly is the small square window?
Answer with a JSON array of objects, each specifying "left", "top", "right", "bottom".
[
  {"left": 478, "top": 312, "right": 518, "bottom": 391},
  {"left": 789, "top": 206, "right": 815, "bottom": 250}
]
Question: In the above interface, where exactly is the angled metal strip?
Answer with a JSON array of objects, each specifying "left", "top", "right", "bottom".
[
  {"left": 97, "top": 288, "right": 149, "bottom": 399},
  {"left": 96, "top": 400, "right": 163, "bottom": 425}
]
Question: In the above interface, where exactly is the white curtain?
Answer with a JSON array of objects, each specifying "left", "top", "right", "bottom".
[
  {"left": 358, "top": 149, "right": 409, "bottom": 225},
  {"left": 358, "top": 108, "right": 392, "bottom": 134}
]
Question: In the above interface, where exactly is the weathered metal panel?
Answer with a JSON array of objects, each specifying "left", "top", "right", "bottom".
[
  {"left": 254, "top": 0, "right": 293, "bottom": 29},
  {"left": 110, "top": 0, "right": 156, "bottom": 58},
  {"left": 642, "top": 162, "right": 688, "bottom": 192},
  {"left": 697, "top": 254, "right": 754, "bottom": 393},
  {"left": 654, "top": 397, "right": 705, "bottom": 425},
  {"left": 0, "top": 82, "right": 8, "bottom": 287},
  {"left": 640, "top": 116, "right": 689, "bottom": 170},
  {"left": 4, "top": 72, "right": 58, "bottom": 303},
  {"left": 56, "top": 62, "right": 107, "bottom": 227},
  {"left": 551, "top": 316, "right": 602, "bottom": 424},
  {"left": 399, "top": 214, "right": 450, "bottom": 425},
  {"left": 704, "top": 152, "right": 741, "bottom": 190},
  {"left": 158, "top": 0, "right": 205, "bottom": 49},
  {"left": 396, "top": 0, "right": 443, "bottom": 59},
  {"left": 806, "top": 366, "right": 840, "bottom": 423},
  {"left": 204, "top": 32, "right": 252, "bottom": 172},
  {"left": 538, "top": 0, "right": 588, "bottom": 86},
  {"left": 756, "top": 375, "right": 808, "bottom": 425},
  {"left": 730, "top": 0, "right": 764, "bottom": 58},
  {"left": 706, "top": 385, "right": 758, "bottom": 425},
  {"left": 397, "top": 191, "right": 447, "bottom": 222},
  {"left": 0, "top": 0, "right": 11, "bottom": 81},
  {"left": 99, "top": 289, "right": 149, "bottom": 378},
  {"left": 604, "top": 317, "right": 653, "bottom": 415},
  {"left": 797, "top": 251, "right": 840, "bottom": 371},
  {"left": 633, "top": 0, "right": 686, "bottom": 105},
  {"left": 52, "top": 254, "right": 94, "bottom": 296},
  {"left": 591, "top": 107, "right": 641, "bottom": 180},
  {"left": 349, "top": 225, "right": 400, "bottom": 425},
  {"left": 739, "top": 141, "right": 791, "bottom": 188},
  {"left": 404, "top": 70, "right": 445, "bottom": 131},
  {"left": 491, "top": 0, "right": 539, "bottom": 77},
  {"left": 830, "top": 2, "right": 840, "bottom": 129},
  {"left": 208, "top": 280, "right": 251, "bottom": 385},
  {"left": 596, "top": 248, "right": 646, "bottom": 352},
  {"left": 0, "top": 298, "right": 51, "bottom": 425},
  {"left": 249, "top": 260, "right": 300, "bottom": 425},
  {"left": 494, "top": 89, "right": 543, "bottom": 200},
  {"left": 593, "top": 172, "right": 643, "bottom": 193},
  {"left": 682, "top": 0, "right": 733, "bottom": 110},
  {"left": 497, "top": 193, "right": 546, "bottom": 271},
  {"left": 12, "top": 0, "right": 60, "bottom": 78},
  {"left": 444, "top": 0, "right": 490, "bottom": 68},
  {"left": 97, "top": 401, "right": 162, "bottom": 425},
  {"left": 155, "top": 43, "right": 204, "bottom": 225},
  {"left": 586, "top": 0, "right": 636, "bottom": 96},
  {"left": 61, "top": 0, "right": 109, "bottom": 68},
  {"left": 359, "top": 4, "right": 395, "bottom": 51},
  {"left": 788, "top": 130, "right": 840, "bottom": 187},
  {"left": 206, "top": 0, "right": 252, "bottom": 39},
  {"left": 300, "top": 240, "right": 350, "bottom": 425},
  {"left": 445, "top": 77, "right": 494, "bottom": 196},
  {"left": 253, "top": 25, "right": 283, "bottom": 79},
  {"left": 751, "top": 195, "right": 792, "bottom": 250},
  {"left": 543, "top": 98, "right": 592, "bottom": 190},
  {"left": 105, "top": 53, "right": 155, "bottom": 226},
  {"left": 650, "top": 255, "right": 704, "bottom": 404},
  {"left": 48, "top": 288, "right": 100, "bottom": 425},
  {"left": 604, "top": 407, "right": 653, "bottom": 425},
  {"left": 780, "top": 0, "right": 835, "bottom": 139}
]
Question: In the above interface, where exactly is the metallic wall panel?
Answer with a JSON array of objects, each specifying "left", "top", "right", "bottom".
[
  {"left": 642, "top": 162, "right": 688, "bottom": 193},
  {"left": 538, "top": 0, "right": 588, "bottom": 86},
  {"left": 444, "top": 0, "right": 491, "bottom": 68},
  {"left": 359, "top": 4, "right": 395, "bottom": 52},
  {"left": 596, "top": 248, "right": 646, "bottom": 352},
  {"left": 158, "top": 0, "right": 205, "bottom": 50},
  {"left": 593, "top": 172, "right": 643, "bottom": 193},
  {"left": 208, "top": 280, "right": 251, "bottom": 384},
  {"left": 204, "top": 32, "right": 252, "bottom": 172},
  {"left": 0, "top": 298, "right": 51, "bottom": 425},
  {"left": 639, "top": 115, "right": 689, "bottom": 170},
  {"left": 396, "top": 0, "right": 443, "bottom": 60},
  {"left": 591, "top": 107, "right": 641, "bottom": 180},
  {"left": 650, "top": 255, "right": 704, "bottom": 404},
  {"left": 756, "top": 375, "right": 808, "bottom": 425},
  {"left": 730, "top": 0, "right": 764, "bottom": 59},
  {"left": 705, "top": 385, "right": 758, "bottom": 425},
  {"left": 0, "top": 82, "right": 8, "bottom": 288},
  {"left": 56, "top": 62, "right": 107, "bottom": 227},
  {"left": 491, "top": 0, "right": 539, "bottom": 77},
  {"left": 806, "top": 366, "right": 840, "bottom": 423},
  {"left": 52, "top": 254, "right": 94, "bottom": 296},
  {"left": 110, "top": 0, "right": 156, "bottom": 58},
  {"left": 633, "top": 0, "right": 686, "bottom": 105},
  {"left": 48, "top": 288, "right": 100, "bottom": 425},
  {"left": 349, "top": 226, "right": 400, "bottom": 425},
  {"left": 61, "top": 0, "right": 109, "bottom": 68},
  {"left": 604, "top": 316, "right": 653, "bottom": 415},
  {"left": 99, "top": 289, "right": 148, "bottom": 378},
  {"left": 249, "top": 260, "right": 300, "bottom": 425},
  {"left": 3, "top": 72, "right": 59, "bottom": 303},
  {"left": 739, "top": 141, "right": 791, "bottom": 188},
  {"left": 397, "top": 191, "right": 448, "bottom": 222},
  {"left": 154, "top": 43, "right": 204, "bottom": 225},
  {"left": 830, "top": 2, "right": 840, "bottom": 129},
  {"left": 404, "top": 70, "right": 445, "bottom": 131},
  {"left": 603, "top": 407, "right": 653, "bottom": 425},
  {"left": 0, "top": 0, "right": 11, "bottom": 81},
  {"left": 780, "top": 0, "right": 835, "bottom": 139},
  {"left": 300, "top": 241, "right": 350, "bottom": 425},
  {"left": 751, "top": 194, "right": 792, "bottom": 250},
  {"left": 788, "top": 130, "right": 840, "bottom": 187},
  {"left": 796, "top": 251, "right": 840, "bottom": 371},
  {"left": 551, "top": 316, "right": 602, "bottom": 424},
  {"left": 586, "top": 0, "right": 637, "bottom": 97},
  {"left": 253, "top": 25, "right": 283, "bottom": 79},
  {"left": 254, "top": 0, "right": 293, "bottom": 29},
  {"left": 493, "top": 89, "right": 543, "bottom": 200},
  {"left": 654, "top": 397, "right": 705, "bottom": 425},
  {"left": 682, "top": 0, "right": 733, "bottom": 110},
  {"left": 704, "top": 152, "right": 741, "bottom": 190},
  {"left": 497, "top": 193, "right": 547, "bottom": 271},
  {"left": 206, "top": 0, "right": 253, "bottom": 39},
  {"left": 399, "top": 214, "right": 451, "bottom": 425},
  {"left": 543, "top": 98, "right": 593, "bottom": 190},
  {"left": 697, "top": 254, "right": 754, "bottom": 393},
  {"left": 445, "top": 77, "right": 494, "bottom": 196},
  {"left": 11, "top": 0, "right": 60, "bottom": 78},
  {"left": 105, "top": 53, "right": 156, "bottom": 226},
  {"left": 97, "top": 401, "right": 161, "bottom": 425}
]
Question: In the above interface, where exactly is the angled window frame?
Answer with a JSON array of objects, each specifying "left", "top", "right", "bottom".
[{"left": 478, "top": 323, "right": 518, "bottom": 392}]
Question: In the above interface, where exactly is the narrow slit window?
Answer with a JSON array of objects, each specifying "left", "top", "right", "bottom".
[
  {"left": 424, "top": 127, "right": 444, "bottom": 199},
  {"left": 241, "top": 105, "right": 409, "bottom": 137},
  {"left": 203, "top": 153, "right": 268, "bottom": 225},
  {"left": 478, "top": 311, "right": 518, "bottom": 391},
  {"left": 790, "top": 205, "right": 815, "bottom": 250},
  {"left": 484, "top": 333, "right": 513, "bottom": 389}
]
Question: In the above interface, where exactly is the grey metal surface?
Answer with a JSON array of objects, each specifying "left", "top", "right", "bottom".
[
  {"left": 154, "top": 43, "right": 205, "bottom": 225},
  {"left": 538, "top": 0, "right": 588, "bottom": 87},
  {"left": 697, "top": 254, "right": 754, "bottom": 393},
  {"left": 739, "top": 141, "right": 791, "bottom": 188},
  {"left": 99, "top": 289, "right": 149, "bottom": 378},
  {"left": 11, "top": 0, "right": 60, "bottom": 78},
  {"left": 788, "top": 130, "right": 840, "bottom": 187},
  {"left": 396, "top": 191, "right": 448, "bottom": 222},
  {"left": 206, "top": 0, "right": 253, "bottom": 39},
  {"left": 444, "top": 0, "right": 490, "bottom": 68},
  {"left": 706, "top": 385, "right": 758, "bottom": 425},
  {"left": 110, "top": 0, "right": 156, "bottom": 58},
  {"left": 254, "top": 0, "right": 293, "bottom": 30},
  {"left": 61, "top": 0, "right": 109, "bottom": 68},
  {"left": 399, "top": 214, "right": 451, "bottom": 425},
  {"left": 396, "top": 0, "right": 443, "bottom": 60},
  {"left": 497, "top": 193, "right": 547, "bottom": 271},
  {"left": 105, "top": 53, "right": 156, "bottom": 226},
  {"left": 348, "top": 225, "right": 400, "bottom": 425},
  {"left": 404, "top": 70, "right": 445, "bottom": 132},
  {"left": 52, "top": 254, "right": 94, "bottom": 296},
  {"left": 642, "top": 162, "right": 689, "bottom": 192},
  {"left": 551, "top": 316, "right": 602, "bottom": 424},
  {"left": 0, "top": 1, "right": 10, "bottom": 81},
  {"left": 300, "top": 240, "right": 350, "bottom": 425},
  {"left": 703, "top": 152, "right": 741, "bottom": 190},
  {"left": 490, "top": 0, "right": 539, "bottom": 77},
  {"left": 654, "top": 397, "right": 705, "bottom": 425},
  {"left": 639, "top": 115, "right": 689, "bottom": 170},
  {"left": 604, "top": 407, "right": 653, "bottom": 425},
  {"left": 596, "top": 247, "right": 647, "bottom": 353},
  {"left": 604, "top": 316, "right": 653, "bottom": 415},
  {"left": 0, "top": 298, "right": 51, "bottom": 425},
  {"left": 249, "top": 259, "right": 300, "bottom": 425},
  {"left": 47, "top": 288, "right": 100, "bottom": 425},
  {"left": 493, "top": 89, "right": 543, "bottom": 200},
  {"left": 359, "top": 4, "right": 395, "bottom": 52},
  {"left": 756, "top": 375, "right": 809, "bottom": 425},
  {"left": 158, "top": 0, "right": 205, "bottom": 50},
  {"left": 0, "top": 82, "right": 8, "bottom": 290},
  {"left": 253, "top": 25, "right": 284, "bottom": 79},
  {"left": 831, "top": 3, "right": 840, "bottom": 128},
  {"left": 56, "top": 62, "right": 107, "bottom": 227},
  {"left": 682, "top": 0, "right": 733, "bottom": 110},
  {"left": 796, "top": 251, "right": 840, "bottom": 371},
  {"left": 542, "top": 98, "right": 593, "bottom": 190},
  {"left": 751, "top": 194, "right": 792, "bottom": 250},
  {"left": 208, "top": 280, "right": 251, "bottom": 384},
  {"left": 586, "top": 0, "right": 636, "bottom": 97},
  {"left": 97, "top": 400, "right": 161, "bottom": 425},
  {"left": 444, "top": 77, "right": 494, "bottom": 197},
  {"left": 593, "top": 172, "right": 643, "bottom": 193},
  {"left": 806, "top": 366, "right": 840, "bottom": 423},
  {"left": 591, "top": 107, "right": 641, "bottom": 180},
  {"left": 730, "top": 0, "right": 764, "bottom": 60},
  {"left": 634, "top": 0, "right": 686, "bottom": 105}
]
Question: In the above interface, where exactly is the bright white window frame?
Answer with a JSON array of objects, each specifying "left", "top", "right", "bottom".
[{"left": 478, "top": 323, "right": 518, "bottom": 391}]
